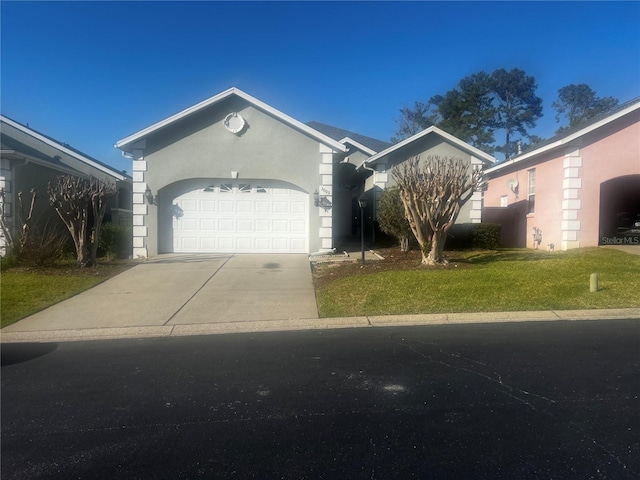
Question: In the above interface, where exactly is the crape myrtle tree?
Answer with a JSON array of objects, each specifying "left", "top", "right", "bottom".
[
  {"left": 552, "top": 84, "right": 618, "bottom": 134},
  {"left": 392, "top": 155, "right": 485, "bottom": 265},
  {"left": 377, "top": 186, "right": 413, "bottom": 252},
  {"left": 46, "top": 175, "right": 116, "bottom": 267},
  {"left": 392, "top": 68, "right": 543, "bottom": 160}
]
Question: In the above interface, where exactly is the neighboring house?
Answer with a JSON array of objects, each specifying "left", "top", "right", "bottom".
[
  {"left": 0, "top": 115, "right": 132, "bottom": 255},
  {"left": 115, "top": 87, "right": 492, "bottom": 258},
  {"left": 483, "top": 98, "right": 640, "bottom": 250},
  {"left": 355, "top": 126, "right": 496, "bottom": 241}
]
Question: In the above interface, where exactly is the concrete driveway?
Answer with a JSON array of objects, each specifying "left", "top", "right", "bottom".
[{"left": 3, "top": 254, "right": 319, "bottom": 333}]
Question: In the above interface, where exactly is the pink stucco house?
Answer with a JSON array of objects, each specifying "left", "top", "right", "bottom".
[{"left": 483, "top": 98, "right": 640, "bottom": 250}]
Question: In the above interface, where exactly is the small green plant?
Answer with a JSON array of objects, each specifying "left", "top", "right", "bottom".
[
  {"left": 98, "top": 223, "right": 132, "bottom": 259},
  {"left": 1, "top": 254, "right": 18, "bottom": 271}
]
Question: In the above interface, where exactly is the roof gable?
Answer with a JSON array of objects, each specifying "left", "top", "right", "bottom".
[
  {"left": 0, "top": 115, "right": 128, "bottom": 181},
  {"left": 485, "top": 96, "right": 640, "bottom": 175},
  {"left": 306, "top": 121, "right": 392, "bottom": 154},
  {"left": 361, "top": 126, "right": 496, "bottom": 169},
  {"left": 116, "top": 88, "right": 347, "bottom": 154}
]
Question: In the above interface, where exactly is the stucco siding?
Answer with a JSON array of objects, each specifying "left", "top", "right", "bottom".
[
  {"left": 484, "top": 108, "right": 640, "bottom": 250},
  {"left": 138, "top": 97, "right": 333, "bottom": 255},
  {"left": 578, "top": 114, "right": 640, "bottom": 245}
]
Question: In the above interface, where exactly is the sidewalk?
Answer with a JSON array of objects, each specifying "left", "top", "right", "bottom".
[{"left": 2, "top": 308, "right": 639, "bottom": 343}]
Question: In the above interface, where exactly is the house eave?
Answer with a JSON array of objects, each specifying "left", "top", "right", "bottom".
[
  {"left": 0, "top": 115, "right": 128, "bottom": 181},
  {"left": 485, "top": 99, "right": 640, "bottom": 176},
  {"left": 115, "top": 87, "right": 347, "bottom": 154},
  {"left": 357, "top": 126, "right": 496, "bottom": 171}
]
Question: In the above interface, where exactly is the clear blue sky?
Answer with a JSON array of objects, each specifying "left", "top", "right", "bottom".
[{"left": 2, "top": 1, "right": 639, "bottom": 173}]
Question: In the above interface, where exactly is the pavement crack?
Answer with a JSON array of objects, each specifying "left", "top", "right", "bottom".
[
  {"left": 398, "top": 341, "right": 556, "bottom": 412},
  {"left": 592, "top": 439, "right": 640, "bottom": 477}
]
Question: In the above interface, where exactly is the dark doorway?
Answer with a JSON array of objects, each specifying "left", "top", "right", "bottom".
[{"left": 599, "top": 175, "right": 640, "bottom": 245}]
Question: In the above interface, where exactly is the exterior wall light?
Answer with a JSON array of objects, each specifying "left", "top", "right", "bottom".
[
  {"left": 145, "top": 186, "right": 156, "bottom": 205},
  {"left": 314, "top": 189, "right": 332, "bottom": 210}
]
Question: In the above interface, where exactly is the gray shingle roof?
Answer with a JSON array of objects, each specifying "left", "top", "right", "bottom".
[{"left": 306, "top": 121, "right": 392, "bottom": 153}]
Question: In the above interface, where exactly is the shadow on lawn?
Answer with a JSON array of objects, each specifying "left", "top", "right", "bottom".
[{"left": 449, "top": 249, "right": 557, "bottom": 265}]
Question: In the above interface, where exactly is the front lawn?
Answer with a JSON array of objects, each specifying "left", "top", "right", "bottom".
[
  {"left": 1, "top": 261, "right": 135, "bottom": 328},
  {"left": 313, "top": 247, "right": 640, "bottom": 318}
]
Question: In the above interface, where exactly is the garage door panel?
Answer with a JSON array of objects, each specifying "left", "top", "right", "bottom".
[
  {"left": 218, "top": 219, "right": 235, "bottom": 232},
  {"left": 200, "top": 200, "right": 216, "bottom": 212},
  {"left": 273, "top": 201, "right": 289, "bottom": 214},
  {"left": 290, "top": 219, "right": 306, "bottom": 232},
  {"left": 173, "top": 183, "right": 308, "bottom": 253},
  {"left": 201, "top": 219, "right": 216, "bottom": 231},
  {"left": 219, "top": 200, "right": 235, "bottom": 213}
]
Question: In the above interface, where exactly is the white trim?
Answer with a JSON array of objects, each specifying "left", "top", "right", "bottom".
[
  {"left": 0, "top": 115, "right": 128, "bottom": 181},
  {"left": 360, "top": 125, "right": 496, "bottom": 170},
  {"left": 485, "top": 100, "right": 640, "bottom": 175},
  {"left": 339, "top": 136, "right": 377, "bottom": 156},
  {"left": 116, "top": 87, "right": 347, "bottom": 154}
]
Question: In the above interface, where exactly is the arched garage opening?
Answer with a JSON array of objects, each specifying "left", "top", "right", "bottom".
[
  {"left": 599, "top": 174, "right": 640, "bottom": 245},
  {"left": 157, "top": 179, "right": 309, "bottom": 254}
]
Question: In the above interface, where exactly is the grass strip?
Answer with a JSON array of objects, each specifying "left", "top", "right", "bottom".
[{"left": 316, "top": 248, "right": 640, "bottom": 317}]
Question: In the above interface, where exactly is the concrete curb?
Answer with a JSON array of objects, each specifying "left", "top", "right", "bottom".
[{"left": 2, "top": 308, "right": 639, "bottom": 344}]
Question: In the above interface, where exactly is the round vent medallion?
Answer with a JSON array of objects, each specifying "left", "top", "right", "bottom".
[{"left": 224, "top": 112, "right": 246, "bottom": 133}]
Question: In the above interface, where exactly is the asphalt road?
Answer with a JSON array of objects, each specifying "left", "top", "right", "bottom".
[{"left": 2, "top": 319, "right": 639, "bottom": 479}]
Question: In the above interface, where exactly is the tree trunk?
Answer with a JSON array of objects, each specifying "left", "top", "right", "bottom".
[
  {"left": 423, "top": 230, "right": 448, "bottom": 265},
  {"left": 400, "top": 235, "right": 409, "bottom": 253}
]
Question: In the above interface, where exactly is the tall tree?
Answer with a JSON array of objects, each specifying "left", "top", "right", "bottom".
[
  {"left": 393, "top": 68, "right": 543, "bottom": 160},
  {"left": 490, "top": 68, "right": 543, "bottom": 160},
  {"left": 552, "top": 84, "right": 618, "bottom": 133},
  {"left": 428, "top": 72, "right": 498, "bottom": 153},
  {"left": 393, "top": 155, "right": 485, "bottom": 265},
  {"left": 391, "top": 102, "right": 432, "bottom": 143}
]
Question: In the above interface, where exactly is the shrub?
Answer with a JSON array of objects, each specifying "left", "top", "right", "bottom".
[
  {"left": 473, "top": 223, "right": 501, "bottom": 249},
  {"left": 1, "top": 254, "right": 17, "bottom": 271},
  {"left": 15, "top": 222, "right": 69, "bottom": 266},
  {"left": 446, "top": 223, "right": 501, "bottom": 250},
  {"left": 377, "top": 186, "right": 413, "bottom": 252},
  {"left": 98, "top": 223, "right": 132, "bottom": 259}
]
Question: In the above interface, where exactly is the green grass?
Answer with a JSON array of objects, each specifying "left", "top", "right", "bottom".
[
  {"left": 1, "top": 273, "right": 106, "bottom": 328},
  {"left": 1, "top": 260, "right": 134, "bottom": 329},
  {"left": 316, "top": 248, "right": 640, "bottom": 317}
]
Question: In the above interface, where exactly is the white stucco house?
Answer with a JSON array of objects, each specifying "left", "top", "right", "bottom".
[{"left": 115, "top": 87, "right": 494, "bottom": 258}]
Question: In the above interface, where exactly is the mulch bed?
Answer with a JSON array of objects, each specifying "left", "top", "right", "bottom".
[{"left": 311, "top": 247, "right": 471, "bottom": 289}]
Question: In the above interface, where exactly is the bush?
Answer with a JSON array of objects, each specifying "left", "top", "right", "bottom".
[
  {"left": 98, "top": 223, "right": 132, "bottom": 259},
  {"left": 446, "top": 223, "right": 501, "bottom": 250},
  {"left": 473, "top": 223, "right": 501, "bottom": 249},
  {"left": 1, "top": 254, "right": 18, "bottom": 271},
  {"left": 15, "top": 223, "right": 68, "bottom": 267},
  {"left": 377, "top": 186, "right": 413, "bottom": 252}
]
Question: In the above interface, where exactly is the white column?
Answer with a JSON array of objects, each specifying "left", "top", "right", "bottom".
[
  {"left": 132, "top": 159, "right": 148, "bottom": 258},
  {"left": 561, "top": 147, "right": 582, "bottom": 250},
  {"left": 318, "top": 144, "right": 334, "bottom": 251}
]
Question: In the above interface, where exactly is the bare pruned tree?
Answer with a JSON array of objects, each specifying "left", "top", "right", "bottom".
[
  {"left": 46, "top": 175, "right": 116, "bottom": 267},
  {"left": 393, "top": 155, "right": 485, "bottom": 265}
]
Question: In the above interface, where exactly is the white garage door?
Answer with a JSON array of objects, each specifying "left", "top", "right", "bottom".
[{"left": 173, "top": 181, "right": 309, "bottom": 253}]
